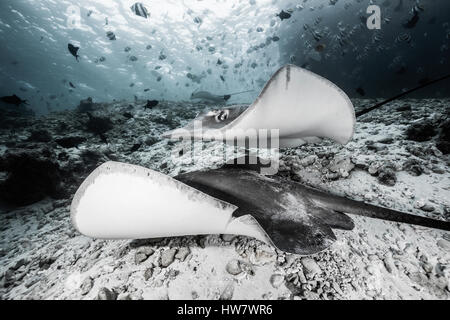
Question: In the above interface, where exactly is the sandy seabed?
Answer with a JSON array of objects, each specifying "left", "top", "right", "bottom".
[{"left": 0, "top": 98, "right": 449, "bottom": 300}]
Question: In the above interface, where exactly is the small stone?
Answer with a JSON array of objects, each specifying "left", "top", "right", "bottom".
[
  {"left": 221, "top": 234, "right": 236, "bottom": 242},
  {"left": 364, "top": 193, "right": 375, "bottom": 201},
  {"left": 329, "top": 156, "right": 355, "bottom": 178},
  {"left": 420, "top": 203, "right": 435, "bottom": 212},
  {"left": 368, "top": 162, "right": 379, "bottom": 175},
  {"left": 405, "top": 121, "right": 437, "bottom": 142},
  {"left": 403, "top": 159, "right": 424, "bottom": 176},
  {"left": 297, "top": 269, "right": 307, "bottom": 284},
  {"left": 144, "top": 267, "right": 153, "bottom": 281},
  {"left": 303, "top": 290, "right": 320, "bottom": 300},
  {"left": 377, "top": 164, "right": 397, "bottom": 186},
  {"left": 117, "top": 293, "right": 132, "bottom": 300},
  {"left": 326, "top": 172, "right": 340, "bottom": 180},
  {"left": 431, "top": 166, "right": 445, "bottom": 174},
  {"left": 366, "top": 265, "right": 376, "bottom": 275},
  {"left": 437, "top": 239, "right": 450, "bottom": 251},
  {"left": 97, "top": 287, "right": 117, "bottom": 300},
  {"left": 226, "top": 259, "right": 242, "bottom": 275},
  {"left": 144, "top": 135, "right": 159, "bottom": 146},
  {"left": 383, "top": 255, "right": 396, "bottom": 274},
  {"left": 300, "top": 155, "right": 317, "bottom": 167},
  {"left": 219, "top": 283, "right": 234, "bottom": 300},
  {"left": 160, "top": 248, "right": 177, "bottom": 267},
  {"left": 421, "top": 263, "right": 433, "bottom": 274},
  {"left": 175, "top": 247, "right": 190, "bottom": 262},
  {"left": 378, "top": 137, "right": 394, "bottom": 144},
  {"left": 270, "top": 274, "right": 285, "bottom": 288},
  {"left": 301, "top": 258, "right": 322, "bottom": 278},
  {"left": 134, "top": 247, "right": 154, "bottom": 264},
  {"left": 80, "top": 276, "right": 93, "bottom": 295}
]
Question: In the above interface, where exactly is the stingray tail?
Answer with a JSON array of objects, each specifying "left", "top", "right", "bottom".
[
  {"left": 228, "top": 89, "right": 254, "bottom": 96},
  {"left": 309, "top": 189, "right": 450, "bottom": 231},
  {"left": 356, "top": 73, "right": 450, "bottom": 117}
]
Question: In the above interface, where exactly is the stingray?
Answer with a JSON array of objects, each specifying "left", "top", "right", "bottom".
[
  {"left": 190, "top": 90, "right": 254, "bottom": 104},
  {"left": 71, "top": 160, "right": 449, "bottom": 255},
  {"left": 168, "top": 65, "right": 355, "bottom": 148},
  {"left": 166, "top": 65, "right": 450, "bottom": 147}
]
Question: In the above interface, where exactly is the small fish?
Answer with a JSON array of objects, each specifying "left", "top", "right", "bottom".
[
  {"left": 130, "top": 2, "right": 149, "bottom": 19},
  {"left": 144, "top": 88, "right": 150, "bottom": 92},
  {"left": 106, "top": 31, "right": 116, "bottom": 40},
  {"left": 395, "top": 33, "right": 412, "bottom": 44},
  {"left": 220, "top": 75, "right": 225, "bottom": 82},
  {"left": 1, "top": 94, "right": 28, "bottom": 106},
  {"left": 144, "top": 100, "right": 159, "bottom": 109},
  {"left": 277, "top": 10, "right": 291, "bottom": 21},
  {"left": 87, "top": 10, "right": 93, "bottom": 17},
  {"left": 355, "top": 87, "right": 366, "bottom": 96},
  {"left": 403, "top": 11, "right": 420, "bottom": 29},
  {"left": 68, "top": 43, "right": 80, "bottom": 61},
  {"left": 69, "top": 82, "right": 76, "bottom": 88},
  {"left": 315, "top": 43, "right": 326, "bottom": 52}
]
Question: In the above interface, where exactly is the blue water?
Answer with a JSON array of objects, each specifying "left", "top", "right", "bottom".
[{"left": 0, "top": 0, "right": 449, "bottom": 115}]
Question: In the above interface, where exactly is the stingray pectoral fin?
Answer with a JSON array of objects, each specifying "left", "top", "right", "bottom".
[
  {"left": 70, "top": 161, "right": 240, "bottom": 239},
  {"left": 310, "top": 206, "right": 355, "bottom": 231},
  {"left": 226, "top": 212, "right": 337, "bottom": 256},
  {"left": 226, "top": 64, "right": 355, "bottom": 146},
  {"left": 263, "top": 217, "right": 337, "bottom": 256}
]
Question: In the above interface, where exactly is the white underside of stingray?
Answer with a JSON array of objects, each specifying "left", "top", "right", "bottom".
[
  {"left": 164, "top": 64, "right": 355, "bottom": 148},
  {"left": 71, "top": 161, "right": 273, "bottom": 245}
]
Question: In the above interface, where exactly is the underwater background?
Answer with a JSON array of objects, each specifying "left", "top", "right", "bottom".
[
  {"left": 0, "top": 0, "right": 449, "bottom": 115},
  {"left": 1, "top": 0, "right": 450, "bottom": 301}
]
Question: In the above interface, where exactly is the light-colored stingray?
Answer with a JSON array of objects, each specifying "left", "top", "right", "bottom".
[{"left": 165, "top": 65, "right": 355, "bottom": 148}]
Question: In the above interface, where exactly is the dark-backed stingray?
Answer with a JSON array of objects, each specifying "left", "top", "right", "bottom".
[{"left": 71, "top": 160, "right": 449, "bottom": 256}]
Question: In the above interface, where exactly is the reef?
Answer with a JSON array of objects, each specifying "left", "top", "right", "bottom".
[{"left": 0, "top": 98, "right": 449, "bottom": 300}]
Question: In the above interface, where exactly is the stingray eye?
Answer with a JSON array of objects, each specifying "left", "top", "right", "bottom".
[{"left": 215, "top": 110, "right": 229, "bottom": 122}]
